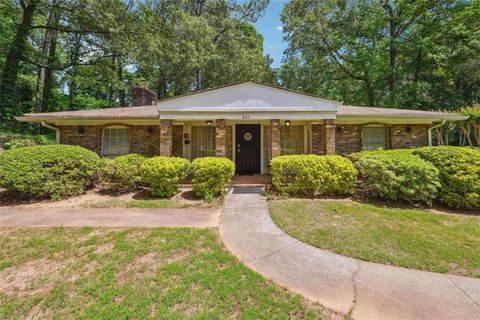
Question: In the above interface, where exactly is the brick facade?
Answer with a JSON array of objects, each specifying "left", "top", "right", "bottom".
[
  {"left": 390, "top": 124, "right": 429, "bottom": 149},
  {"left": 270, "top": 119, "right": 281, "bottom": 158},
  {"left": 215, "top": 119, "right": 226, "bottom": 157},
  {"left": 160, "top": 119, "right": 173, "bottom": 156},
  {"left": 172, "top": 125, "right": 183, "bottom": 157},
  {"left": 59, "top": 125, "right": 162, "bottom": 156},
  {"left": 58, "top": 122, "right": 431, "bottom": 160},
  {"left": 323, "top": 119, "right": 336, "bottom": 155},
  {"left": 335, "top": 124, "right": 429, "bottom": 155},
  {"left": 132, "top": 87, "right": 158, "bottom": 106},
  {"left": 335, "top": 125, "right": 362, "bottom": 155},
  {"left": 59, "top": 126, "right": 103, "bottom": 154},
  {"left": 131, "top": 125, "right": 160, "bottom": 155},
  {"left": 311, "top": 124, "right": 323, "bottom": 155}
]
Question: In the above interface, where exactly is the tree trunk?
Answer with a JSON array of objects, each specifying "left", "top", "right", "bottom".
[
  {"left": 117, "top": 58, "right": 126, "bottom": 106},
  {"left": 36, "top": 0, "right": 59, "bottom": 112},
  {"left": 0, "top": 0, "right": 39, "bottom": 123},
  {"left": 68, "top": 35, "right": 82, "bottom": 110},
  {"left": 195, "top": 67, "right": 203, "bottom": 91}
]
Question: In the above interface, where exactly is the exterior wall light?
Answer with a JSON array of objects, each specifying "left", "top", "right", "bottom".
[
  {"left": 285, "top": 120, "right": 291, "bottom": 126},
  {"left": 206, "top": 120, "right": 213, "bottom": 126}
]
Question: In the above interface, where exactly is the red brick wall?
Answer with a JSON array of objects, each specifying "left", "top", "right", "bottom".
[
  {"left": 390, "top": 125, "right": 429, "bottom": 149},
  {"left": 335, "top": 124, "right": 430, "bottom": 155},
  {"left": 59, "top": 126, "right": 102, "bottom": 154},
  {"left": 60, "top": 125, "right": 161, "bottom": 156},
  {"left": 271, "top": 119, "right": 281, "bottom": 158},
  {"left": 311, "top": 124, "right": 323, "bottom": 155},
  {"left": 160, "top": 119, "right": 172, "bottom": 156},
  {"left": 172, "top": 125, "right": 183, "bottom": 157},
  {"left": 131, "top": 126, "right": 160, "bottom": 156},
  {"left": 323, "top": 119, "right": 336, "bottom": 155},
  {"left": 335, "top": 125, "right": 362, "bottom": 155}
]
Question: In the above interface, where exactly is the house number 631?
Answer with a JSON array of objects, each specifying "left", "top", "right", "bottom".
[{"left": 241, "top": 115, "right": 250, "bottom": 119}]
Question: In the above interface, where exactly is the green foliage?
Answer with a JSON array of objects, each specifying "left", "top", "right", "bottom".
[
  {"left": 352, "top": 150, "right": 440, "bottom": 205},
  {"left": 191, "top": 157, "right": 235, "bottom": 201},
  {"left": 270, "top": 155, "right": 357, "bottom": 196},
  {"left": 0, "top": 131, "right": 55, "bottom": 149},
  {"left": 0, "top": 145, "right": 101, "bottom": 200},
  {"left": 281, "top": 0, "right": 480, "bottom": 110},
  {"left": 413, "top": 146, "right": 480, "bottom": 209},
  {"left": 141, "top": 156, "right": 190, "bottom": 197},
  {"left": 99, "top": 154, "right": 147, "bottom": 192}
]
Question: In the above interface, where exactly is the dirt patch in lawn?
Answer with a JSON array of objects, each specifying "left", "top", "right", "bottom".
[
  {"left": 116, "top": 250, "right": 193, "bottom": 286},
  {"left": 1, "top": 188, "right": 217, "bottom": 209},
  {"left": 0, "top": 258, "right": 67, "bottom": 296}
]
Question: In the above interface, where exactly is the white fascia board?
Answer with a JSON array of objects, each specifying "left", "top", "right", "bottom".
[
  {"left": 159, "top": 111, "right": 337, "bottom": 120},
  {"left": 336, "top": 115, "right": 465, "bottom": 125}
]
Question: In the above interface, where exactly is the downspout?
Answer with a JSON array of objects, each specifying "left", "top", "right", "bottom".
[
  {"left": 428, "top": 120, "right": 446, "bottom": 146},
  {"left": 41, "top": 121, "right": 60, "bottom": 143}
]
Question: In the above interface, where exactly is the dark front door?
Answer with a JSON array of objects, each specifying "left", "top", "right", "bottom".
[{"left": 235, "top": 124, "right": 261, "bottom": 174}]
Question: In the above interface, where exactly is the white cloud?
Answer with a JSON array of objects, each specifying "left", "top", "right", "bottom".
[{"left": 275, "top": 26, "right": 283, "bottom": 31}]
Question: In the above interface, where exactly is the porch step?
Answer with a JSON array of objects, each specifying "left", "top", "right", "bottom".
[{"left": 230, "top": 186, "right": 264, "bottom": 194}]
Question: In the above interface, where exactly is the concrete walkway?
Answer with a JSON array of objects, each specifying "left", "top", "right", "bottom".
[
  {"left": 219, "top": 192, "right": 480, "bottom": 320},
  {"left": 0, "top": 207, "right": 219, "bottom": 228}
]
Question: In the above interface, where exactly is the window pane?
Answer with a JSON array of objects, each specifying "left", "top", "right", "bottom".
[
  {"left": 191, "top": 126, "right": 215, "bottom": 159},
  {"left": 362, "top": 127, "right": 388, "bottom": 150},
  {"left": 102, "top": 127, "right": 130, "bottom": 156},
  {"left": 281, "top": 126, "right": 304, "bottom": 155}
]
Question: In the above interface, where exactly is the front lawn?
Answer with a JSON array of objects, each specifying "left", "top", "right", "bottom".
[
  {"left": 0, "top": 227, "right": 332, "bottom": 319},
  {"left": 270, "top": 199, "right": 480, "bottom": 277}
]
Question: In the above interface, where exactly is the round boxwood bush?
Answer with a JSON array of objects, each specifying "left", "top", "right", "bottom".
[
  {"left": 141, "top": 156, "right": 190, "bottom": 197},
  {"left": 0, "top": 144, "right": 101, "bottom": 200},
  {"left": 99, "top": 154, "right": 147, "bottom": 192},
  {"left": 270, "top": 155, "right": 357, "bottom": 196},
  {"left": 351, "top": 150, "right": 440, "bottom": 205},
  {"left": 191, "top": 157, "right": 235, "bottom": 200},
  {"left": 413, "top": 146, "right": 480, "bottom": 209}
]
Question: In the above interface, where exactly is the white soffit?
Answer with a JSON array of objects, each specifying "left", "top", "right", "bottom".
[{"left": 156, "top": 82, "right": 339, "bottom": 113}]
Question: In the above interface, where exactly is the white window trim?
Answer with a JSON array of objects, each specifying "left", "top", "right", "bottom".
[{"left": 102, "top": 125, "right": 131, "bottom": 156}]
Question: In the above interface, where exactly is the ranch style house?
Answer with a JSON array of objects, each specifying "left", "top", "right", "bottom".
[{"left": 18, "top": 81, "right": 467, "bottom": 175}]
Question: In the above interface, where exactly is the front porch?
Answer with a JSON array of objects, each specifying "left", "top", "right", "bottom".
[{"left": 160, "top": 119, "right": 336, "bottom": 174}]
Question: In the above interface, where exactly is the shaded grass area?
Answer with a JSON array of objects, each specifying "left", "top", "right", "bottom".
[
  {"left": 0, "top": 227, "right": 333, "bottom": 319},
  {"left": 270, "top": 199, "right": 480, "bottom": 277}
]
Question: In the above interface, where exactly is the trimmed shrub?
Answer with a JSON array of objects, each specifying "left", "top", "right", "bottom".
[
  {"left": 413, "top": 146, "right": 480, "bottom": 209},
  {"left": 99, "top": 154, "right": 147, "bottom": 192},
  {"left": 191, "top": 157, "right": 235, "bottom": 200},
  {"left": 0, "top": 145, "right": 101, "bottom": 200},
  {"left": 270, "top": 155, "right": 357, "bottom": 196},
  {"left": 352, "top": 150, "right": 440, "bottom": 205},
  {"left": 141, "top": 156, "right": 190, "bottom": 197}
]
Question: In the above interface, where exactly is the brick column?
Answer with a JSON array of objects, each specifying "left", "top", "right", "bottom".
[
  {"left": 215, "top": 119, "right": 226, "bottom": 157},
  {"left": 323, "top": 119, "right": 336, "bottom": 155},
  {"left": 311, "top": 124, "right": 323, "bottom": 155},
  {"left": 271, "top": 119, "right": 281, "bottom": 158},
  {"left": 159, "top": 119, "right": 172, "bottom": 156}
]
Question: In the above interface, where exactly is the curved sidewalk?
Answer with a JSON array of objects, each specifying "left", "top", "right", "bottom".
[{"left": 219, "top": 192, "right": 480, "bottom": 320}]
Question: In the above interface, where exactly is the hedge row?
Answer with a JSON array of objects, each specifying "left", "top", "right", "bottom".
[
  {"left": 1, "top": 144, "right": 478, "bottom": 209},
  {"left": 349, "top": 147, "right": 480, "bottom": 209},
  {"left": 270, "top": 155, "right": 357, "bottom": 196},
  {"left": 0, "top": 146, "right": 235, "bottom": 201}
]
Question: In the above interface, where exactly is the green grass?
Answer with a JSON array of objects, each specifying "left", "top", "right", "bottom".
[
  {"left": 0, "top": 227, "right": 332, "bottom": 319},
  {"left": 270, "top": 199, "right": 480, "bottom": 277},
  {"left": 84, "top": 198, "right": 217, "bottom": 209}
]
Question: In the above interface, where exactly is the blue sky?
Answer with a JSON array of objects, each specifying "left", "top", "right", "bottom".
[{"left": 253, "top": 0, "right": 288, "bottom": 69}]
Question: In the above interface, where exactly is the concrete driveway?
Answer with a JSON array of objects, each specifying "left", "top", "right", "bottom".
[
  {"left": 219, "top": 192, "right": 480, "bottom": 320},
  {"left": 0, "top": 207, "right": 219, "bottom": 228}
]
